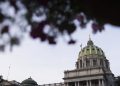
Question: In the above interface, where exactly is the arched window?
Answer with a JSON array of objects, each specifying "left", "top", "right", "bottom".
[
  {"left": 86, "top": 59, "right": 90, "bottom": 67},
  {"left": 100, "top": 59, "right": 103, "bottom": 66},
  {"left": 76, "top": 62, "right": 79, "bottom": 69},
  {"left": 93, "top": 59, "right": 97, "bottom": 66},
  {"left": 80, "top": 60, "right": 82, "bottom": 68}
]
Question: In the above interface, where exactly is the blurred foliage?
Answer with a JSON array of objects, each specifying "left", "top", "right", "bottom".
[{"left": 0, "top": 0, "right": 120, "bottom": 51}]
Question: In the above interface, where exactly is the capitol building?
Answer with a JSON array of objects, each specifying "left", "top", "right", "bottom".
[{"left": 0, "top": 38, "right": 116, "bottom": 86}]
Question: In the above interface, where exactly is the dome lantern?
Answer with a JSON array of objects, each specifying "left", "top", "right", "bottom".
[
  {"left": 87, "top": 39, "right": 94, "bottom": 46},
  {"left": 87, "top": 35, "right": 94, "bottom": 46}
]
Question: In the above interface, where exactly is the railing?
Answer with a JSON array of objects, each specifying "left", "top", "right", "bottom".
[
  {"left": 39, "top": 83, "right": 65, "bottom": 86},
  {"left": 64, "top": 68, "right": 103, "bottom": 78}
]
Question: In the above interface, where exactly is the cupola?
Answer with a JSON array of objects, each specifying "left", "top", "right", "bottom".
[{"left": 21, "top": 77, "right": 38, "bottom": 86}]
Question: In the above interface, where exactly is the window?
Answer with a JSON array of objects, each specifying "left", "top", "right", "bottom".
[
  {"left": 80, "top": 60, "right": 82, "bottom": 68},
  {"left": 86, "top": 59, "right": 90, "bottom": 67},
  {"left": 100, "top": 59, "right": 103, "bottom": 66},
  {"left": 93, "top": 59, "right": 97, "bottom": 66},
  {"left": 76, "top": 62, "right": 79, "bottom": 69}
]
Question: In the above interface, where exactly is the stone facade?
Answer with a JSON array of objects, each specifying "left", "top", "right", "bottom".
[{"left": 63, "top": 39, "right": 115, "bottom": 86}]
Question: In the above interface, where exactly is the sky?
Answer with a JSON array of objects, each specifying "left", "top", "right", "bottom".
[{"left": 0, "top": 23, "right": 120, "bottom": 85}]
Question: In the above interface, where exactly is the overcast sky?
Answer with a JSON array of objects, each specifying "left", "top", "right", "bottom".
[{"left": 0, "top": 24, "right": 120, "bottom": 85}]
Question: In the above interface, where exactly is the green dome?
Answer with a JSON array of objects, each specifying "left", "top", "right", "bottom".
[
  {"left": 79, "top": 39, "right": 105, "bottom": 57},
  {"left": 21, "top": 77, "right": 38, "bottom": 86}
]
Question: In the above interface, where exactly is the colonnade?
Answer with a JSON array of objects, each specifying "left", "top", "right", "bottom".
[
  {"left": 65, "top": 79, "right": 105, "bottom": 86},
  {"left": 77, "top": 58, "right": 106, "bottom": 69}
]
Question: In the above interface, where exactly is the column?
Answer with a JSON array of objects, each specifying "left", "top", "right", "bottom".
[
  {"left": 77, "top": 61, "right": 80, "bottom": 69},
  {"left": 75, "top": 82, "right": 77, "bottom": 86},
  {"left": 77, "top": 82, "right": 79, "bottom": 86},
  {"left": 79, "top": 81, "right": 81, "bottom": 86},
  {"left": 89, "top": 80, "right": 92, "bottom": 86},
  {"left": 67, "top": 83, "right": 69, "bottom": 86},
  {"left": 98, "top": 79, "right": 101, "bottom": 86},
  {"left": 101, "top": 79, "right": 105, "bottom": 86},
  {"left": 79, "top": 61, "right": 81, "bottom": 69},
  {"left": 103, "top": 60, "right": 106, "bottom": 68},
  {"left": 54, "top": 83, "right": 56, "bottom": 86},
  {"left": 97, "top": 59, "right": 100, "bottom": 66},
  {"left": 84, "top": 59, "right": 86, "bottom": 68},
  {"left": 90, "top": 59, "right": 92, "bottom": 67},
  {"left": 86, "top": 81, "right": 89, "bottom": 86},
  {"left": 65, "top": 82, "right": 68, "bottom": 86}
]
